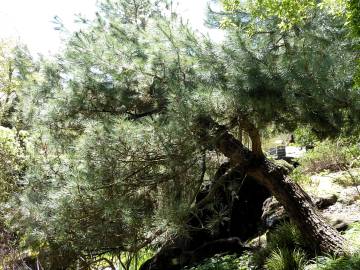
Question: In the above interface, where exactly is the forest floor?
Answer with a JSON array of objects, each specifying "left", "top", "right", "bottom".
[
  {"left": 187, "top": 139, "right": 360, "bottom": 270},
  {"left": 305, "top": 168, "right": 360, "bottom": 225},
  {"left": 187, "top": 167, "right": 360, "bottom": 270},
  {"left": 303, "top": 170, "right": 360, "bottom": 269}
]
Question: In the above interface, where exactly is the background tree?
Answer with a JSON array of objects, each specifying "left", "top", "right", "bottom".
[
  {"left": 187, "top": 0, "right": 359, "bottom": 255},
  {"left": 0, "top": 40, "right": 33, "bottom": 268},
  {"left": 219, "top": 0, "right": 359, "bottom": 88},
  {"left": 220, "top": 0, "right": 346, "bottom": 29},
  {"left": 347, "top": 0, "right": 360, "bottom": 86}
]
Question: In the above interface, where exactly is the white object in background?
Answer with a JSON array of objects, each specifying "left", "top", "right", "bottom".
[{"left": 285, "top": 146, "right": 306, "bottom": 158}]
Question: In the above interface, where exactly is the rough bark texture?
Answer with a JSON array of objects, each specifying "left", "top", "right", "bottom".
[
  {"left": 196, "top": 116, "right": 346, "bottom": 255},
  {"left": 233, "top": 114, "right": 263, "bottom": 157}
]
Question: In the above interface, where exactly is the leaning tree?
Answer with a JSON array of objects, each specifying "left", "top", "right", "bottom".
[
  {"left": 7, "top": 0, "right": 360, "bottom": 268},
  {"left": 193, "top": 0, "right": 360, "bottom": 253}
]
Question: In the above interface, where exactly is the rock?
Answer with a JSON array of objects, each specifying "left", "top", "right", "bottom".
[
  {"left": 322, "top": 202, "right": 360, "bottom": 224},
  {"left": 305, "top": 264, "right": 318, "bottom": 270},
  {"left": 261, "top": 197, "right": 288, "bottom": 228},
  {"left": 248, "top": 233, "right": 267, "bottom": 248},
  {"left": 314, "top": 194, "right": 338, "bottom": 209},
  {"left": 332, "top": 219, "right": 349, "bottom": 232}
]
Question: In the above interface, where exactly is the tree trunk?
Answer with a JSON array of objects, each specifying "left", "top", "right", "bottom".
[{"left": 195, "top": 116, "right": 346, "bottom": 255}]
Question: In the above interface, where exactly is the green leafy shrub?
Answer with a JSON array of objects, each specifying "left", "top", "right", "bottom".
[
  {"left": 185, "top": 253, "right": 251, "bottom": 270},
  {"left": 267, "top": 222, "right": 307, "bottom": 251},
  {"left": 333, "top": 173, "right": 360, "bottom": 188},
  {"left": 87, "top": 249, "right": 154, "bottom": 270},
  {"left": 294, "top": 127, "right": 318, "bottom": 147},
  {"left": 298, "top": 140, "right": 360, "bottom": 174},
  {"left": 290, "top": 167, "right": 312, "bottom": 185},
  {"left": 0, "top": 127, "right": 25, "bottom": 270},
  {"left": 306, "top": 223, "right": 360, "bottom": 270},
  {"left": 265, "top": 248, "right": 307, "bottom": 270},
  {"left": 0, "top": 127, "right": 24, "bottom": 203},
  {"left": 313, "top": 253, "right": 360, "bottom": 270},
  {"left": 344, "top": 222, "right": 360, "bottom": 252},
  {"left": 252, "top": 222, "right": 309, "bottom": 268}
]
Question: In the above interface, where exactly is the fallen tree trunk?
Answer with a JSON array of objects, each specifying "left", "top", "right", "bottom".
[{"left": 195, "top": 115, "right": 346, "bottom": 255}]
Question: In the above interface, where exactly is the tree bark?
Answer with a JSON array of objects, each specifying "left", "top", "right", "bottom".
[
  {"left": 195, "top": 116, "right": 346, "bottom": 255},
  {"left": 233, "top": 114, "right": 263, "bottom": 157}
]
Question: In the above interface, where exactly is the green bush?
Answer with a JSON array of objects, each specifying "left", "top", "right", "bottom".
[
  {"left": 298, "top": 140, "right": 360, "bottom": 174},
  {"left": 265, "top": 248, "right": 307, "bottom": 270},
  {"left": 333, "top": 173, "right": 360, "bottom": 188},
  {"left": 344, "top": 222, "right": 360, "bottom": 252},
  {"left": 290, "top": 167, "right": 312, "bottom": 185},
  {"left": 313, "top": 253, "right": 360, "bottom": 270},
  {"left": 0, "top": 127, "right": 26, "bottom": 270},
  {"left": 267, "top": 222, "right": 307, "bottom": 251},
  {"left": 294, "top": 127, "right": 318, "bottom": 147},
  {"left": 252, "top": 222, "right": 309, "bottom": 269},
  {"left": 86, "top": 249, "right": 154, "bottom": 270},
  {"left": 0, "top": 127, "right": 24, "bottom": 203}
]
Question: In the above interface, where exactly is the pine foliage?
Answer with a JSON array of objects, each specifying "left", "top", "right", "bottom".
[{"left": 0, "top": 0, "right": 358, "bottom": 267}]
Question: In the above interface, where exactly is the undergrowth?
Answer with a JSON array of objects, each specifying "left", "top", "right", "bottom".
[
  {"left": 344, "top": 222, "right": 360, "bottom": 252},
  {"left": 265, "top": 248, "right": 307, "bottom": 270},
  {"left": 184, "top": 253, "right": 251, "bottom": 270},
  {"left": 312, "top": 253, "right": 360, "bottom": 270},
  {"left": 299, "top": 140, "right": 360, "bottom": 174},
  {"left": 291, "top": 139, "right": 360, "bottom": 186},
  {"left": 185, "top": 222, "right": 360, "bottom": 270},
  {"left": 252, "top": 222, "right": 309, "bottom": 269}
]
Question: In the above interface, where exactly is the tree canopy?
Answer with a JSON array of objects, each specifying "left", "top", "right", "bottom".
[{"left": 0, "top": 0, "right": 359, "bottom": 268}]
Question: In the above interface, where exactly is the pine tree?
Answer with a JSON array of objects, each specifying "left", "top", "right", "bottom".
[{"left": 6, "top": 0, "right": 359, "bottom": 268}]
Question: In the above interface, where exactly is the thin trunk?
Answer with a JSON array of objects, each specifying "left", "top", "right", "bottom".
[
  {"left": 195, "top": 116, "right": 346, "bottom": 254},
  {"left": 236, "top": 115, "right": 263, "bottom": 157},
  {"left": 249, "top": 161, "right": 345, "bottom": 253}
]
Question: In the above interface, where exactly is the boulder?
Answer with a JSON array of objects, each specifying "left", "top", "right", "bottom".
[
  {"left": 261, "top": 197, "right": 288, "bottom": 228},
  {"left": 331, "top": 219, "right": 349, "bottom": 232},
  {"left": 314, "top": 194, "right": 338, "bottom": 210}
]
